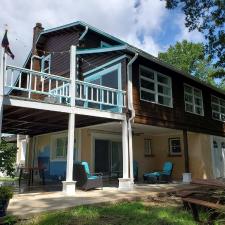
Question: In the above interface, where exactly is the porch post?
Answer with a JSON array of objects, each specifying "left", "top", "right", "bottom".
[
  {"left": 0, "top": 47, "right": 5, "bottom": 141},
  {"left": 182, "top": 129, "right": 192, "bottom": 183},
  {"left": 118, "top": 119, "right": 132, "bottom": 190},
  {"left": 62, "top": 45, "right": 77, "bottom": 194},
  {"left": 128, "top": 120, "right": 134, "bottom": 183}
]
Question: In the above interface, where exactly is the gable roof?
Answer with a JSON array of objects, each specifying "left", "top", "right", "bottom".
[{"left": 24, "top": 20, "right": 225, "bottom": 96}]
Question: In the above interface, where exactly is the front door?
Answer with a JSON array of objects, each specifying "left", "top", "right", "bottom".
[{"left": 94, "top": 139, "right": 122, "bottom": 176}]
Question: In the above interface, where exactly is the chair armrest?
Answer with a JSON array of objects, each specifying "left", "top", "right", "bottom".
[{"left": 90, "top": 172, "right": 103, "bottom": 177}]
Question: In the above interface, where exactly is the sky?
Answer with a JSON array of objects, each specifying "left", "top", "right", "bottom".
[{"left": 0, "top": 0, "right": 204, "bottom": 67}]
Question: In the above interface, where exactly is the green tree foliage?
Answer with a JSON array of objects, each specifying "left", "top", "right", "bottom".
[
  {"left": 158, "top": 40, "right": 222, "bottom": 87},
  {"left": 0, "top": 139, "right": 17, "bottom": 177},
  {"left": 164, "top": 0, "right": 225, "bottom": 68}
]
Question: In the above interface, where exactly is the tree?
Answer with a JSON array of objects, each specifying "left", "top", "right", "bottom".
[
  {"left": 158, "top": 40, "right": 220, "bottom": 87},
  {"left": 0, "top": 139, "right": 17, "bottom": 177},
  {"left": 164, "top": 0, "right": 225, "bottom": 68}
]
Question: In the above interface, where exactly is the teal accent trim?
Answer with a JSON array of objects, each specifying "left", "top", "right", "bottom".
[
  {"left": 41, "top": 54, "right": 51, "bottom": 73},
  {"left": 77, "top": 45, "right": 126, "bottom": 55},
  {"left": 41, "top": 21, "right": 127, "bottom": 45},
  {"left": 100, "top": 41, "right": 111, "bottom": 48},
  {"left": 83, "top": 55, "right": 128, "bottom": 77},
  {"left": 84, "top": 63, "right": 123, "bottom": 112}
]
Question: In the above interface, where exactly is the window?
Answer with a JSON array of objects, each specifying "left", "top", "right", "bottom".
[
  {"left": 51, "top": 134, "right": 67, "bottom": 160},
  {"left": 41, "top": 54, "right": 51, "bottom": 74},
  {"left": 100, "top": 41, "right": 111, "bottom": 48},
  {"left": 169, "top": 138, "right": 181, "bottom": 155},
  {"left": 211, "top": 95, "right": 225, "bottom": 122},
  {"left": 144, "top": 139, "right": 152, "bottom": 156},
  {"left": 184, "top": 84, "right": 204, "bottom": 116},
  {"left": 139, "top": 66, "right": 172, "bottom": 107}
]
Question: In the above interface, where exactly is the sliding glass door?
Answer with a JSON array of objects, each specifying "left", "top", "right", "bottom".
[{"left": 95, "top": 139, "right": 122, "bottom": 177}]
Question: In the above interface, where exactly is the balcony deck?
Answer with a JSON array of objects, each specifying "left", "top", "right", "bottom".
[{"left": 2, "top": 65, "right": 126, "bottom": 135}]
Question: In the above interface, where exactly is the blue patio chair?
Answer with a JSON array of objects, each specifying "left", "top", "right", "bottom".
[
  {"left": 73, "top": 161, "right": 103, "bottom": 191},
  {"left": 143, "top": 161, "right": 173, "bottom": 184}
]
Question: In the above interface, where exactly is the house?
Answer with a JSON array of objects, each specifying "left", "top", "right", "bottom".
[{"left": 1, "top": 21, "right": 225, "bottom": 193}]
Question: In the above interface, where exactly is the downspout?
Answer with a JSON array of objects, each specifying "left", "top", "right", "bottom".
[
  {"left": 79, "top": 26, "right": 89, "bottom": 42},
  {"left": 127, "top": 53, "right": 138, "bottom": 183}
]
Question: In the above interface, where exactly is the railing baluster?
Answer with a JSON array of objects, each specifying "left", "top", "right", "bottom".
[
  {"left": 62, "top": 82, "right": 65, "bottom": 97},
  {"left": 10, "top": 70, "right": 14, "bottom": 87},
  {"left": 41, "top": 79, "right": 44, "bottom": 92},
  {"left": 112, "top": 91, "right": 114, "bottom": 105},
  {"left": 107, "top": 91, "right": 109, "bottom": 104},
  {"left": 19, "top": 73, "right": 22, "bottom": 88},
  {"left": 91, "top": 87, "right": 93, "bottom": 101},
  {"left": 49, "top": 79, "right": 52, "bottom": 93}
]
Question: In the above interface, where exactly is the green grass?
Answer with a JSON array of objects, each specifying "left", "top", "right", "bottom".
[
  {"left": 0, "top": 177, "right": 19, "bottom": 182},
  {"left": 17, "top": 201, "right": 205, "bottom": 225}
]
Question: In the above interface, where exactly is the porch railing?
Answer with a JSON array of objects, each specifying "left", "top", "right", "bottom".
[
  {"left": 4, "top": 65, "right": 126, "bottom": 112},
  {"left": 5, "top": 65, "right": 71, "bottom": 103}
]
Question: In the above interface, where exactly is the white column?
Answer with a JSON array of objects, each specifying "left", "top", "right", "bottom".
[
  {"left": 62, "top": 45, "right": 77, "bottom": 194},
  {"left": 128, "top": 120, "right": 134, "bottom": 183},
  {"left": 118, "top": 119, "right": 133, "bottom": 190},
  {"left": 0, "top": 48, "right": 5, "bottom": 141}
]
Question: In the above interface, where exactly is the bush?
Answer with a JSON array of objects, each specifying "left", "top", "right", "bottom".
[
  {"left": 0, "top": 139, "right": 17, "bottom": 177},
  {"left": 0, "top": 186, "right": 13, "bottom": 200}
]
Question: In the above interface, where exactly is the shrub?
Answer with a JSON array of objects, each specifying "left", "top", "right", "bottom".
[
  {"left": 0, "top": 139, "right": 17, "bottom": 177},
  {"left": 0, "top": 186, "right": 13, "bottom": 200}
]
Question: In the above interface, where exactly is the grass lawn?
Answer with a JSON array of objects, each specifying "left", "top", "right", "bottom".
[
  {"left": 15, "top": 200, "right": 219, "bottom": 225},
  {"left": 0, "top": 177, "right": 19, "bottom": 182}
]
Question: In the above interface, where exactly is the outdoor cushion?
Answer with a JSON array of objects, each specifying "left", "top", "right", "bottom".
[
  {"left": 81, "top": 161, "right": 91, "bottom": 177},
  {"left": 88, "top": 176, "right": 98, "bottom": 180},
  {"left": 162, "top": 162, "right": 173, "bottom": 175}
]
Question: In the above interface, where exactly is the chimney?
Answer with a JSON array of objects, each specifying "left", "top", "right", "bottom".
[{"left": 32, "top": 22, "right": 44, "bottom": 54}]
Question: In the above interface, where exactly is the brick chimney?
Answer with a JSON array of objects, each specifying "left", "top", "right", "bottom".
[{"left": 32, "top": 22, "right": 44, "bottom": 54}]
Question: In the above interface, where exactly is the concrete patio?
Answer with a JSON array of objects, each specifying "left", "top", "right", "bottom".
[{"left": 8, "top": 183, "right": 198, "bottom": 217}]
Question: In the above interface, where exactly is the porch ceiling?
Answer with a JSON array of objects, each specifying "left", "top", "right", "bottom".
[
  {"left": 2, "top": 105, "right": 113, "bottom": 136},
  {"left": 89, "top": 122, "right": 182, "bottom": 135}
]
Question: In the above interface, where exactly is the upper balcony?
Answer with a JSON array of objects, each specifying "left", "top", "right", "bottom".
[{"left": 4, "top": 65, "right": 126, "bottom": 114}]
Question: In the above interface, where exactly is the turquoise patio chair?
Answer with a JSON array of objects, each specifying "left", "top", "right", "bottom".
[{"left": 143, "top": 161, "right": 173, "bottom": 183}]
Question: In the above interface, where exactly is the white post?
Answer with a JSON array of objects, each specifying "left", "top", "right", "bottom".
[
  {"left": 0, "top": 48, "right": 5, "bottom": 141},
  {"left": 62, "top": 45, "right": 77, "bottom": 195},
  {"left": 128, "top": 120, "right": 134, "bottom": 183},
  {"left": 119, "top": 119, "right": 132, "bottom": 190}
]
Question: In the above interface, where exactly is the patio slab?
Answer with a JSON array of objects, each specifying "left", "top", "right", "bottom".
[{"left": 8, "top": 183, "right": 198, "bottom": 217}]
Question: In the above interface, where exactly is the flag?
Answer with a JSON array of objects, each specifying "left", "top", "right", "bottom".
[{"left": 1, "top": 30, "right": 15, "bottom": 59}]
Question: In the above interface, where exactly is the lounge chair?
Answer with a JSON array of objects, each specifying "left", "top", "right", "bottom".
[
  {"left": 143, "top": 161, "right": 173, "bottom": 183},
  {"left": 73, "top": 161, "right": 103, "bottom": 191}
]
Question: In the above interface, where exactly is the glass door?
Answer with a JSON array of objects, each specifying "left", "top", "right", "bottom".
[{"left": 111, "top": 141, "right": 123, "bottom": 177}]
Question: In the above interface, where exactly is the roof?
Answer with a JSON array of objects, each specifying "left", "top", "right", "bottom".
[{"left": 24, "top": 20, "right": 225, "bottom": 96}]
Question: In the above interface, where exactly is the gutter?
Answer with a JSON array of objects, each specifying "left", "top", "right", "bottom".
[
  {"left": 79, "top": 26, "right": 89, "bottom": 42},
  {"left": 127, "top": 53, "right": 138, "bottom": 182}
]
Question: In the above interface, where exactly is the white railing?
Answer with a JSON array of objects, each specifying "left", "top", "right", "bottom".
[
  {"left": 4, "top": 66, "right": 126, "bottom": 113},
  {"left": 5, "top": 65, "right": 71, "bottom": 103},
  {"left": 75, "top": 80, "right": 126, "bottom": 111}
]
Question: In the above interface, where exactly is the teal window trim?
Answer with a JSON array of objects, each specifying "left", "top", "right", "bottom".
[
  {"left": 83, "top": 54, "right": 128, "bottom": 77},
  {"left": 41, "top": 54, "right": 51, "bottom": 74},
  {"left": 77, "top": 45, "right": 126, "bottom": 55},
  {"left": 84, "top": 63, "right": 122, "bottom": 112},
  {"left": 100, "top": 41, "right": 112, "bottom": 48}
]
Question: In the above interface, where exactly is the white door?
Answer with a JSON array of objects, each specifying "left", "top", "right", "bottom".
[{"left": 212, "top": 137, "right": 225, "bottom": 178}]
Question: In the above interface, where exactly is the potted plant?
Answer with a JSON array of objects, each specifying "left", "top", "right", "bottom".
[{"left": 0, "top": 186, "right": 13, "bottom": 217}]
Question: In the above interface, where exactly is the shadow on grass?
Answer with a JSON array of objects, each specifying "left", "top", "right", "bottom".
[{"left": 18, "top": 201, "right": 200, "bottom": 225}]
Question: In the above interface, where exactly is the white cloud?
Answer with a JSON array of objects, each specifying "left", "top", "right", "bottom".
[
  {"left": 0, "top": 0, "right": 169, "bottom": 66},
  {"left": 0, "top": 0, "right": 203, "bottom": 67}
]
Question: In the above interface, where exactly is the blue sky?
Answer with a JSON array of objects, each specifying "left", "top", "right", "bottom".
[{"left": 0, "top": 0, "right": 203, "bottom": 67}]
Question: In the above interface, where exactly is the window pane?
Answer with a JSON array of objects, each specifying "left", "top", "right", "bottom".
[
  {"left": 186, "top": 103, "right": 193, "bottom": 112},
  {"left": 220, "top": 100, "right": 225, "bottom": 107},
  {"left": 157, "top": 74, "right": 169, "bottom": 85},
  {"left": 195, "top": 106, "right": 203, "bottom": 115},
  {"left": 185, "top": 94, "right": 193, "bottom": 103},
  {"left": 194, "top": 89, "right": 201, "bottom": 97},
  {"left": 141, "top": 68, "right": 154, "bottom": 80},
  {"left": 158, "top": 85, "right": 170, "bottom": 95},
  {"left": 141, "top": 79, "right": 155, "bottom": 91},
  {"left": 212, "top": 111, "right": 220, "bottom": 120},
  {"left": 170, "top": 139, "right": 181, "bottom": 154},
  {"left": 195, "top": 98, "right": 202, "bottom": 106},
  {"left": 212, "top": 96, "right": 219, "bottom": 104},
  {"left": 221, "top": 114, "right": 225, "bottom": 121},
  {"left": 184, "top": 85, "right": 192, "bottom": 94},
  {"left": 158, "top": 95, "right": 171, "bottom": 106},
  {"left": 141, "top": 91, "right": 155, "bottom": 102},
  {"left": 212, "top": 104, "right": 219, "bottom": 111}
]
